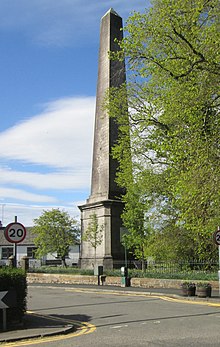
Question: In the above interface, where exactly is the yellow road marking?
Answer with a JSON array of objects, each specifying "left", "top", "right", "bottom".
[
  {"left": 160, "top": 295, "right": 220, "bottom": 307},
  {"left": 0, "top": 312, "right": 96, "bottom": 347},
  {"left": 3, "top": 287, "right": 219, "bottom": 346},
  {"left": 65, "top": 287, "right": 220, "bottom": 307}
]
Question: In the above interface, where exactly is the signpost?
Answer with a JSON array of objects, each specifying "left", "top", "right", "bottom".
[
  {"left": 0, "top": 290, "right": 17, "bottom": 309},
  {"left": 120, "top": 227, "right": 128, "bottom": 268},
  {"left": 4, "top": 216, "right": 26, "bottom": 268},
  {"left": 4, "top": 221, "right": 26, "bottom": 244},
  {"left": 1, "top": 217, "right": 22, "bottom": 330},
  {"left": 0, "top": 289, "right": 17, "bottom": 331},
  {"left": 213, "top": 228, "right": 220, "bottom": 297}
]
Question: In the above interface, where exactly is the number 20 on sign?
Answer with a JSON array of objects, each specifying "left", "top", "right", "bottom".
[{"left": 5, "top": 222, "right": 26, "bottom": 244}]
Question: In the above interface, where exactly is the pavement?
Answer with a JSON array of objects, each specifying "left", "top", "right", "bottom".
[
  {"left": 1, "top": 283, "right": 220, "bottom": 343},
  {"left": 0, "top": 311, "right": 75, "bottom": 343}
]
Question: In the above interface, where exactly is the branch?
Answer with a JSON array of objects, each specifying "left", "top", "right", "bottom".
[{"left": 172, "top": 27, "right": 205, "bottom": 62}]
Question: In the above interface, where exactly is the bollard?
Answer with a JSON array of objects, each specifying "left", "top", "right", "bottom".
[
  {"left": 8, "top": 255, "right": 15, "bottom": 268},
  {"left": 21, "top": 256, "right": 29, "bottom": 271},
  {"left": 121, "top": 267, "right": 130, "bottom": 287},
  {"left": 94, "top": 266, "right": 104, "bottom": 285}
]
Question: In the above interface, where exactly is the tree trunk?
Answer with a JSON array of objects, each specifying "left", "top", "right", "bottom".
[
  {"left": 94, "top": 247, "right": 97, "bottom": 268},
  {"left": 141, "top": 258, "right": 146, "bottom": 272},
  {"left": 61, "top": 256, "right": 67, "bottom": 267}
]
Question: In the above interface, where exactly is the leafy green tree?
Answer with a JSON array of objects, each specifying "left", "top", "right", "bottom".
[
  {"left": 108, "top": 0, "right": 220, "bottom": 261},
  {"left": 33, "top": 209, "right": 80, "bottom": 267},
  {"left": 118, "top": 177, "right": 149, "bottom": 270},
  {"left": 82, "top": 213, "right": 103, "bottom": 267}
]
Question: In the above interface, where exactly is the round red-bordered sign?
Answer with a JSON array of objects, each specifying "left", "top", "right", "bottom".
[
  {"left": 4, "top": 222, "right": 26, "bottom": 244},
  {"left": 213, "top": 229, "right": 220, "bottom": 246}
]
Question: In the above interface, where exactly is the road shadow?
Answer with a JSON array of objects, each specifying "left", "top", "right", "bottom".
[
  {"left": 95, "top": 309, "right": 220, "bottom": 328},
  {"left": 49, "top": 313, "right": 92, "bottom": 323},
  {"left": 29, "top": 297, "right": 159, "bottom": 312}
]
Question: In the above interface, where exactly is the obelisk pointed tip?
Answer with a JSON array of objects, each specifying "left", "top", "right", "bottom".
[{"left": 102, "top": 8, "right": 121, "bottom": 19}]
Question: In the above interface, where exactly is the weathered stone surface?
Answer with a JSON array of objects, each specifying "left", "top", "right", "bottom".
[
  {"left": 89, "top": 8, "right": 125, "bottom": 203},
  {"left": 27, "top": 273, "right": 219, "bottom": 290},
  {"left": 79, "top": 9, "right": 126, "bottom": 269}
]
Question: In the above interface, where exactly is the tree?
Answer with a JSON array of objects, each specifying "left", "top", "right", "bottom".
[
  {"left": 108, "top": 0, "right": 220, "bottom": 261},
  {"left": 82, "top": 213, "right": 103, "bottom": 267},
  {"left": 33, "top": 209, "right": 80, "bottom": 267}
]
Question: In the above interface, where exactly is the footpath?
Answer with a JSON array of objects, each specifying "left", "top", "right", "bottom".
[{"left": 0, "top": 283, "right": 220, "bottom": 344}]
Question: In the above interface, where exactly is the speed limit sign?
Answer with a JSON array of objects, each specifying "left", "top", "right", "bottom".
[
  {"left": 213, "top": 229, "right": 220, "bottom": 246},
  {"left": 5, "top": 222, "right": 26, "bottom": 244}
]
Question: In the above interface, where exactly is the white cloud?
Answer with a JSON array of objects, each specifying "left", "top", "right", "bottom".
[
  {"left": 0, "top": 0, "right": 148, "bottom": 46},
  {"left": 1, "top": 201, "right": 82, "bottom": 227},
  {"left": 0, "top": 168, "right": 89, "bottom": 190},
  {"left": 0, "top": 96, "right": 95, "bottom": 170},
  {"left": 0, "top": 96, "right": 94, "bottom": 214},
  {"left": 0, "top": 187, "right": 56, "bottom": 203},
  {"left": 0, "top": 0, "right": 150, "bottom": 226}
]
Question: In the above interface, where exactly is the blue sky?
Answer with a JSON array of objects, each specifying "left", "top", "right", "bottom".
[{"left": 0, "top": 0, "right": 150, "bottom": 227}]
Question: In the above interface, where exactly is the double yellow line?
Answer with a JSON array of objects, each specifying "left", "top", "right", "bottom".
[
  {"left": 65, "top": 287, "right": 220, "bottom": 307},
  {"left": 3, "top": 287, "right": 220, "bottom": 347},
  {"left": 160, "top": 295, "right": 220, "bottom": 307},
  {"left": 1, "top": 312, "right": 96, "bottom": 347}
]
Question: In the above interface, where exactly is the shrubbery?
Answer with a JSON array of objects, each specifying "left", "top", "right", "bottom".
[
  {"left": 0, "top": 268, "right": 27, "bottom": 328},
  {"left": 29, "top": 266, "right": 94, "bottom": 276},
  {"left": 28, "top": 266, "right": 218, "bottom": 281}
]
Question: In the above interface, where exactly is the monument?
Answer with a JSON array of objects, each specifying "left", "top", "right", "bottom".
[{"left": 79, "top": 9, "right": 126, "bottom": 269}]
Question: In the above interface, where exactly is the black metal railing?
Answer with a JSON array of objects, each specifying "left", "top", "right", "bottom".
[{"left": 113, "top": 259, "right": 219, "bottom": 274}]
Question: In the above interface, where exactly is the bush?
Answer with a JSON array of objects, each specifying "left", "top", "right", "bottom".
[
  {"left": 0, "top": 268, "right": 27, "bottom": 328},
  {"left": 28, "top": 265, "right": 219, "bottom": 281},
  {"left": 29, "top": 266, "right": 94, "bottom": 276}
]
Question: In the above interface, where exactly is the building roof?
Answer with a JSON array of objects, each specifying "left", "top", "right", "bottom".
[{"left": 0, "top": 227, "right": 36, "bottom": 246}]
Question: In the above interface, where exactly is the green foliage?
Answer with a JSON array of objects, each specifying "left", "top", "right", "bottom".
[
  {"left": 181, "top": 282, "right": 195, "bottom": 289},
  {"left": 29, "top": 265, "right": 218, "bottom": 281},
  {"left": 82, "top": 213, "right": 103, "bottom": 264},
  {"left": 0, "top": 268, "right": 27, "bottom": 326},
  {"left": 121, "top": 181, "right": 154, "bottom": 268},
  {"left": 33, "top": 208, "right": 80, "bottom": 266},
  {"left": 108, "top": 0, "right": 220, "bottom": 262},
  {"left": 29, "top": 266, "right": 94, "bottom": 276},
  {"left": 196, "top": 281, "right": 212, "bottom": 288}
]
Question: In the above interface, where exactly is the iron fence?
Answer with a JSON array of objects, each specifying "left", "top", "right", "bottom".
[{"left": 113, "top": 259, "right": 219, "bottom": 274}]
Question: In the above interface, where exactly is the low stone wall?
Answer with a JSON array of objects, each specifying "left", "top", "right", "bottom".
[
  {"left": 27, "top": 273, "right": 99, "bottom": 285},
  {"left": 27, "top": 273, "right": 219, "bottom": 290},
  {"left": 131, "top": 277, "right": 183, "bottom": 289}
]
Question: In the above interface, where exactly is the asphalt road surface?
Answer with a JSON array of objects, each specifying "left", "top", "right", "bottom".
[{"left": 18, "top": 284, "right": 220, "bottom": 346}]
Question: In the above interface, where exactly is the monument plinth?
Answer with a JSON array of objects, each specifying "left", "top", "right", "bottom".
[{"left": 79, "top": 9, "right": 126, "bottom": 269}]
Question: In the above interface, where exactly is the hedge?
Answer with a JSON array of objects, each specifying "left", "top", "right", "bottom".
[{"left": 0, "top": 268, "right": 27, "bottom": 328}]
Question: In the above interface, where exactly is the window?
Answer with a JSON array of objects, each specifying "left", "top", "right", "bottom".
[
  {"left": 2, "top": 247, "right": 13, "bottom": 259},
  {"left": 27, "top": 247, "right": 37, "bottom": 259}
]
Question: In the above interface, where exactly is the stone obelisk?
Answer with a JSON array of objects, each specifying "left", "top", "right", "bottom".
[{"left": 79, "top": 9, "right": 126, "bottom": 269}]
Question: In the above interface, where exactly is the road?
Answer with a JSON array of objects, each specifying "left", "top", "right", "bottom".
[{"left": 15, "top": 284, "right": 220, "bottom": 346}]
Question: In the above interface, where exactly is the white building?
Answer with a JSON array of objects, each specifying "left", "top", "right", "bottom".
[{"left": 0, "top": 227, "right": 80, "bottom": 267}]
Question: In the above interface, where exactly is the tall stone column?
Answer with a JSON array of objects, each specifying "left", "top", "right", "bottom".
[{"left": 79, "top": 9, "right": 126, "bottom": 270}]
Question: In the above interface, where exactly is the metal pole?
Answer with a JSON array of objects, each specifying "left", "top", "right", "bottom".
[
  {"left": 14, "top": 244, "right": 17, "bottom": 268},
  {"left": 219, "top": 244, "right": 220, "bottom": 297},
  {"left": 2, "top": 308, "right": 7, "bottom": 331},
  {"left": 218, "top": 227, "right": 220, "bottom": 297},
  {"left": 14, "top": 216, "right": 18, "bottom": 268},
  {"left": 1, "top": 204, "right": 5, "bottom": 226},
  {"left": 125, "top": 245, "right": 127, "bottom": 269}
]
